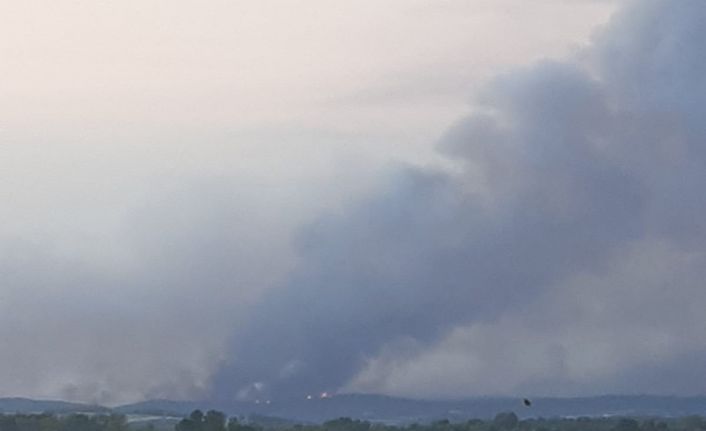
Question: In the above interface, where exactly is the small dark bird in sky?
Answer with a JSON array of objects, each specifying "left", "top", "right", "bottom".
[{"left": 523, "top": 398, "right": 532, "bottom": 407}]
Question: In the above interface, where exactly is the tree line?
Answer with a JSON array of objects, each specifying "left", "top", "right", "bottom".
[
  {"left": 2, "top": 410, "right": 706, "bottom": 431},
  {"left": 0, "top": 413, "right": 127, "bottom": 431},
  {"left": 177, "top": 410, "right": 706, "bottom": 431}
]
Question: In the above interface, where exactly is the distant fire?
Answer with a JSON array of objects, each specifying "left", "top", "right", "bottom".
[{"left": 306, "top": 392, "right": 333, "bottom": 400}]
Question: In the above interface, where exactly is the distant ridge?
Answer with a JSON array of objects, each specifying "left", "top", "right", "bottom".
[
  {"left": 5, "top": 395, "right": 706, "bottom": 423},
  {"left": 114, "top": 394, "right": 706, "bottom": 423},
  {"left": 113, "top": 399, "right": 207, "bottom": 417},
  {"left": 0, "top": 397, "right": 108, "bottom": 414}
]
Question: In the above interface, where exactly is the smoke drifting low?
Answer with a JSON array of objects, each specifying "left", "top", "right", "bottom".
[
  {"left": 214, "top": 0, "right": 706, "bottom": 400},
  {"left": 2, "top": 0, "right": 706, "bottom": 405}
]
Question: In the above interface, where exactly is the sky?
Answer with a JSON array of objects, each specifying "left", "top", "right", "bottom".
[{"left": 5, "top": 0, "right": 706, "bottom": 405}]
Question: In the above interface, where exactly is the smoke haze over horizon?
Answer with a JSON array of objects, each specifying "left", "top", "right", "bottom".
[{"left": 5, "top": 0, "right": 706, "bottom": 405}]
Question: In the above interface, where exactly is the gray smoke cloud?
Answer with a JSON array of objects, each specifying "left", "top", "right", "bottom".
[
  {"left": 0, "top": 178, "right": 294, "bottom": 404},
  {"left": 213, "top": 0, "right": 706, "bottom": 400},
  {"left": 2, "top": 0, "right": 706, "bottom": 405}
]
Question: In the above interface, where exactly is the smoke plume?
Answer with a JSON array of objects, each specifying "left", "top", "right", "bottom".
[{"left": 214, "top": 0, "right": 706, "bottom": 400}]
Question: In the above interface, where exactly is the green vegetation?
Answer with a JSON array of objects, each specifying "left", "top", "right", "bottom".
[
  {"left": 0, "top": 413, "right": 127, "bottom": 431},
  {"left": 2, "top": 411, "right": 706, "bottom": 431},
  {"left": 175, "top": 411, "right": 706, "bottom": 431}
]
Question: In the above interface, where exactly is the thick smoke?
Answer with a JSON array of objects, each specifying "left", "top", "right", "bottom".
[
  {"left": 214, "top": 0, "right": 706, "bottom": 400},
  {"left": 0, "top": 180, "right": 294, "bottom": 404},
  {"left": 2, "top": 0, "right": 706, "bottom": 404}
]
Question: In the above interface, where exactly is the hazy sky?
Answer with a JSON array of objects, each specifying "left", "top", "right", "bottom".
[{"left": 8, "top": 0, "right": 706, "bottom": 405}]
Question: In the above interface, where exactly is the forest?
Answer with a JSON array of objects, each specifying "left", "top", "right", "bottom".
[{"left": 3, "top": 410, "right": 706, "bottom": 431}]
